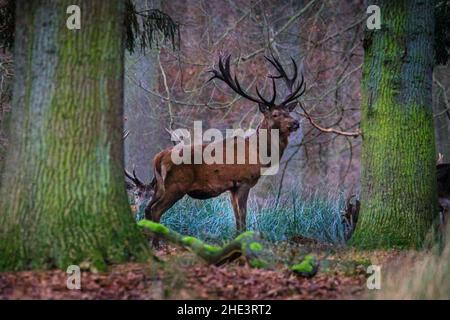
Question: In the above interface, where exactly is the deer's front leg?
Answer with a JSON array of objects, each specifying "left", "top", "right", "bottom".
[
  {"left": 144, "top": 191, "right": 185, "bottom": 247},
  {"left": 230, "top": 186, "right": 250, "bottom": 235},
  {"left": 145, "top": 191, "right": 184, "bottom": 222}
]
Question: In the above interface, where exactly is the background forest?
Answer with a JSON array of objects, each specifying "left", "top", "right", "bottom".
[
  {"left": 124, "top": 0, "right": 449, "bottom": 246},
  {"left": 0, "top": 0, "right": 449, "bottom": 300}
]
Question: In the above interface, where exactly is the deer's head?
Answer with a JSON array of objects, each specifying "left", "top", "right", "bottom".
[
  {"left": 209, "top": 55, "right": 305, "bottom": 135},
  {"left": 125, "top": 169, "right": 154, "bottom": 213}
]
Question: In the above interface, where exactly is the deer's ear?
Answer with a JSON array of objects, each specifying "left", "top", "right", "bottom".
[
  {"left": 286, "top": 102, "right": 297, "bottom": 112},
  {"left": 258, "top": 103, "right": 270, "bottom": 114}
]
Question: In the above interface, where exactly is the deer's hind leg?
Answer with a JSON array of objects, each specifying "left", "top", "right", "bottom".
[{"left": 230, "top": 185, "right": 250, "bottom": 235}]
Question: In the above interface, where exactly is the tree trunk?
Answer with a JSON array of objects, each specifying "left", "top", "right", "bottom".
[
  {"left": 0, "top": 0, "right": 148, "bottom": 271},
  {"left": 0, "top": 50, "right": 13, "bottom": 186},
  {"left": 433, "top": 65, "right": 450, "bottom": 162},
  {"left": 350, "top": 0, "right": 437, "bottom": 248}
]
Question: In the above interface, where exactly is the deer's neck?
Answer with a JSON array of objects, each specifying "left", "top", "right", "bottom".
[{"left": 256, "top": 119, "right": 290, "bottom": 160}]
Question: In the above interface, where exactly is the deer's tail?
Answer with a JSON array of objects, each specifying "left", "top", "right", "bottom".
[{"left": 152, "top": 152, "right": 170, "bottom": 195}]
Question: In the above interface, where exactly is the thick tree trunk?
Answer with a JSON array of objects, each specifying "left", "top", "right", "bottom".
[
  {"left": 350, "top": 0, "right": 438, "bottom": 248},
  {"left": 0, "top": 0, "right": 148, "bottom": 271}
]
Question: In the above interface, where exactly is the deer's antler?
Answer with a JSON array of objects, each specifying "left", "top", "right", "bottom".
[
  {"left": 208, "top": 55, "right": 277, "bottom": 111},
  {"left": 125, "top": 168, "right": 144, "bottom": 187},
  {"left": 265, "top": 54, "right": 306, "bottom": 106},
  {"left": 209, "top": 54, "right": 306, "bottom": 111}
]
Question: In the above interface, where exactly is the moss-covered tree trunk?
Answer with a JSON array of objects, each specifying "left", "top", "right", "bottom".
[
  {"left": 0, "top": 0, "right": 148, "bottom": 271},
  {"left": 350, "top": 0, "right": 438, "bottom": 248}
]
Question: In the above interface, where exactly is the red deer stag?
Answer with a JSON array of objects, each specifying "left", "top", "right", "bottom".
[{"left": 126, "top": 55, "right": 305, "bottom": 235}]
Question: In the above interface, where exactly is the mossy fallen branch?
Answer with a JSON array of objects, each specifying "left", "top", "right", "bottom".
[
  {"left": 138, "top": 219, "right": 269, "bottom": 267},
  {"left": 137, "top": 219, "right": 318, "bottom": 277}
]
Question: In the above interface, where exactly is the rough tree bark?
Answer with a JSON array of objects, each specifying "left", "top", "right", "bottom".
[
  {"left": 433, "top": 65, "right": 450, "bottom": 162},
  {"left": 350, "top": 0, "right": 438, "bottom": 248},
  {"left": 0, "top": 0, "right": 148, "bottom": 271}
]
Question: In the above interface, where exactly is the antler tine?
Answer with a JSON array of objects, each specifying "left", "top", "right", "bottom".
[
  {"left": 134, "top": 169, "right": 145, "bottom": 186},
  {"left": 124, "top": 168, "right": 143, "bottom": 186},
  {"left": 207, "top": 55, "right": 226, "bottom": 83},
  {"left": 265, "top": 54, "right": 296, "bottom": 87},
  {"left": 269, "top": 77, "right": 277, "bottom": 105},
  {"left": 208, "top": 55, "right": 276, "bottom": 108},
  {"left": 283, "top": 73, "right": 306, "bottom": 104},
  {"left": 233, "top": 76, "right": 260, "bottom": 104},
  {"left": 224, "top": 55, "right": 263, "bottom": 104},
  {"left": 255, "top": 77, "right": 277, "bottom": 106},
  {"left": 220, "top": 55, "right": 232, "bottom": 83},
  {"left": 265, "top": 54, "right": 305, "bottom": 106},
  {"left": 124, "top": 169, "right": 137, "bottom": 184},
  {"left": 289, "top": 57, "right": 298, "bottom": 86}
]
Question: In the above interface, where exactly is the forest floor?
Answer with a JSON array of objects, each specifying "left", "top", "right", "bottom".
[{"left": 0, "top": 240, "right": 407, "bottom": 300}]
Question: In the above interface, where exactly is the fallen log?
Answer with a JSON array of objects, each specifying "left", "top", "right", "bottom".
[{"left": 137, "top": 219, "right": 318, "bottom": 277}]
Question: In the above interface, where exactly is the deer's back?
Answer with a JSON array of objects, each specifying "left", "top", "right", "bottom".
[{"left": 154, "top": 143, "right": 262, "bottom": 199}]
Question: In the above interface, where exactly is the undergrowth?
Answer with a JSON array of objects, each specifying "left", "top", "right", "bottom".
[{"left": 135, "top": 187, "right": 348, "bottom": 245}]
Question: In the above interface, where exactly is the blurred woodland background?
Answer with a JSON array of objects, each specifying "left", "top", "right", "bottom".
[
  {"left": 123, "top": 0, "right": 364, "bottom": 197},
  {"left": 1, "top": 0, "right": 449, "bottom": 198},
  {"left": 0, "top": 1, "right": 448, "bottom": 237},
  {"left": 120, "top": 0, "right": 449, "bottom": 202}
]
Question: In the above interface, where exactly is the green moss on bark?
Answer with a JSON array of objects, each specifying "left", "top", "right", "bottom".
[
  {"left": 350, "top": 0, "right": 438, "bottom": 249},
  {"left": 0, "top": 0, "right": 148, "bottom": 272}
]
